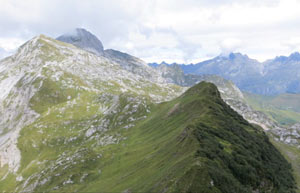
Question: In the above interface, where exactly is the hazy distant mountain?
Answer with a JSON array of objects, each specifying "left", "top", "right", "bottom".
[
  {"left": 182, "top": 53, "right": 262, "bottom": 75},
  {"left": 151, "top": 52, "right": 300, "bottom": 95},
  {"left": 148, "top": 61, "right": 171, "bottom": 68},
  {"left": 262, "top": 52, "right": 300, "bottom": 94},
  {"left": 184, "top": 53, "right": 264, "bottom": 93}
]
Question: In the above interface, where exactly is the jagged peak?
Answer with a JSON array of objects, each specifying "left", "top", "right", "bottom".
[
  {"left": 289, "top": 51, "right": 300, "bottom": 60},
  {"left": 272, "top": 51, "right": 300, "bottom": 63},
  {"left": 160, "top": 61, "right": 169, "bottom": 65},
  {"left": 218, "top": 52, "right": 249, "bottom": 60}
]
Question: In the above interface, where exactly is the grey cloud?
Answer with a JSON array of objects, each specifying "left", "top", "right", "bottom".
[
  {"left": 175, "top": 36, "right": 202, "bottom": 62},
  {"left": 0, "top": 0, "right": 140, "bottom": 46}
]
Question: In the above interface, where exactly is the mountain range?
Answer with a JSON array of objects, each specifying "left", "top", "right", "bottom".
[
  {"left": 0, "top": 28, "right": 299, "bottom": 192},
  {"left": 150, "top": 51, "right": 300, "bottom": 95}
]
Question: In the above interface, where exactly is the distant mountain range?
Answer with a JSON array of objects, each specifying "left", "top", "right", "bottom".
[{"left": 150, "top": 52, "right": 300, "bottom": 95}]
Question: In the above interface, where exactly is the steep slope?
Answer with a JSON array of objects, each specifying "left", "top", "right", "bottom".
[
  {"left": 0, "top": 34, "right": 183, "bottom": 183},
  {"left": 0, "top": 81, "right": 295, "bottom": 192},
  {"left": 103, "top": 49, "right": 163, "bottom": 82},
  {"left": 150, "top": 63, "right": 300, "bottom": 152}
]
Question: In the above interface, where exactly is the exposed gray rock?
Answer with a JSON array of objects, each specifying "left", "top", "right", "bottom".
[
  {"left": 56, "top": 28, "right": 104, "bottom": 55},
  {"left": 56, "top": 29, "right": 165, "bottom": 84}
]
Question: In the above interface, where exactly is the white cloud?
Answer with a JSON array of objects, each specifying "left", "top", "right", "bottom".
[
  {"left": 0, "top": 38, "right": 24, "bottom": 51},
  {"left": 0, "top": 37, "right": 24, "bottom": 58},
  {"left": 0, "top": 47, "right": 8, "bottom": 59},
  {"left": 0, "top": 0, "right": 300, "bottom": 62},
  {"left": 220, "top": 38, "right": 242, "bottom": 54}
]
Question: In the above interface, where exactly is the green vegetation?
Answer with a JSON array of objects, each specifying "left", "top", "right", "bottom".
[
  {"left": 29, "top": 68, "right": 86, "bottom": 114},
  {"left": 270, "top": 137, "right": 300, "bottom": 192},
  {"left": 245, "top": 92, "right": 300, "bottom": 125},
  {"left": 175, "top": 83, "right": 296, "bottom": 192},
  {"left": 243, "top": 92, "right": 300, "bottom": 193},
  {"left": 0, "top": 82, "right": 295, "bottom": 192}
]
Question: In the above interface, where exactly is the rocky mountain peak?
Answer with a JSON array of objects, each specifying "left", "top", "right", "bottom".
[
  {"left": 160, "top": 61, "right": 169, "bottom": 65},
  {"left": 218, "top": 52, "right": 249, "bottom": 61},
  {"left": 273, "top": 52, "right": 300, "bottom": 63},
  {"left": 56, "top": 28, "right": 104, "bottom": 55},
  {"left": 229, "top": 52, "right": 246, "bottom": 59}
]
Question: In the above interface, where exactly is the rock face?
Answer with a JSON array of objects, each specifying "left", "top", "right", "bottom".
[
  {"left": 103, "top": 49, "right": 163, "bottom": 82},
  {"left": 57, "top": 28, "right": 164, "bottom": 83},
  {"left": 56, "top": 28, "right": 104, "bottom": 55}
]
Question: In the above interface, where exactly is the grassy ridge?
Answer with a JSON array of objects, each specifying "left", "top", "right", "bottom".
[
  {"left": 0, "top": 82, "right": 296, "bottom": 192},
  {"left": 81, "top": 82, "right": 296, "bottom": 192}
]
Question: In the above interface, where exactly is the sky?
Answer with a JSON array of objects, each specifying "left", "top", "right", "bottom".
[{"left": 1, "top": 0, "right": 300, "bottom": 63}]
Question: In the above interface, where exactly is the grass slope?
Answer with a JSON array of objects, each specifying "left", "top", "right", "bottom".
[
  {"left": 0, "top": 82, "right": 296, "bottom": 192},
  {"left": 245, "top": 92, "right": 300, "bottom": 126},
  {"left": 271, "top": 137, "right": 300, "bottom": 192}
]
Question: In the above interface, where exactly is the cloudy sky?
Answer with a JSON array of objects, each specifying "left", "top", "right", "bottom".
[{"left": 1, "top": 0, "right": 300, "bottom": 63}]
